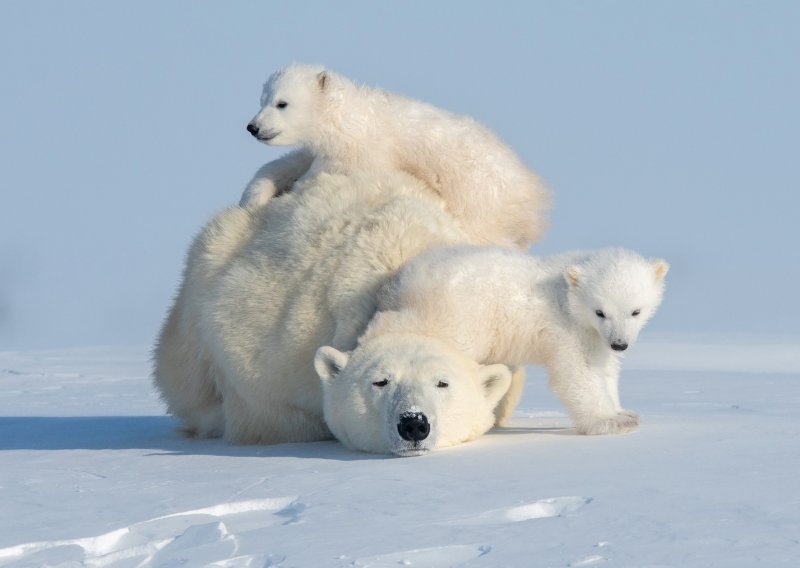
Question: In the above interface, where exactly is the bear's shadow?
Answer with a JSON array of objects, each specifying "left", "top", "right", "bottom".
[
  {"left": 0, "top": 416, "right": 576, "bottom": 459},
  {"left": 0, "top": 415, "right": 387, "bottom": 461},
  {"left": 491, "top": 425, "right": 575, "bottom": 436}
]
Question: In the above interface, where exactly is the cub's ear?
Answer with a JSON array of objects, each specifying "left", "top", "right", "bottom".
[
  {"left": 314, "top": 346, "right": 350, "bottom": 383},
  {"left": 564, "top": 265, "right": 583, "bottom": 288},
  {"left": 316, "top": 71, "right": 328, "bottom": 91},
  {"left": 652, "top": 259, "right": 670, "bottom": 281},
  {"left": 479, "top": 364, "right": 512, "bottom": 409}
]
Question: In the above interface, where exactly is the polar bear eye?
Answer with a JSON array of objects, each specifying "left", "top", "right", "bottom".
[
  {"left": 631, "top": 309, "right": 641, "bottom": 317},
  {"left": 275, "top": 100, "right": 288, "bottom": 109},
  {"left": 436, "top": 380, "right": 449, "bottom": 388},
  {"left": 372, "top": 379, "right": 389, "bottom": 387},
  {"left": 595, "top": 310, "right": 606, "bottom": 319}
]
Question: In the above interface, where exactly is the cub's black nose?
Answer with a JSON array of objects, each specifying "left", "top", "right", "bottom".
[
  {"left": 246, "top": 123, "right": 260, "bottom": 136},
  {"left": 397, "top": 413, "right": 430, "bottom": 442},
  {"left": 611, "top": 342, "right": 629, "bottom": 352}
]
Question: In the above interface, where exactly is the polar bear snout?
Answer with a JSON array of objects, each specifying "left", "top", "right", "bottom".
[
  {"left": 397, "top": 412, "right": 430, "bottom": 442},
  {"left": 246, "top": 122, "right": 279, "bottom": 142},
  {"left": 611, "top": 341, "right": 629, "bottom": 351}
]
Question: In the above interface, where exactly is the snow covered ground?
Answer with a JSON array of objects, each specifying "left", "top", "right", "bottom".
[{"left": 1, "top": 334, "right": 798, "bottom": 567}]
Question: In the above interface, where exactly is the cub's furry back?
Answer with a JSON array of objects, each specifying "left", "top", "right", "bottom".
[{"left": 243, "top": 63, "right": 551, "bottom": 248}]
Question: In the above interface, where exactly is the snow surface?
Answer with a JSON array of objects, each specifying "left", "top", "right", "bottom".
[{"left": 1, "top": 335, "right": 799, "bottom": 567}]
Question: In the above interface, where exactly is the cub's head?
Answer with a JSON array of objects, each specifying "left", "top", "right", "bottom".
[
  {"left": 565, "top": 248, "right": 669, "bottom": 353},
  {"left": 246, "top": 63, "right": 335, "bottom": 147},
  {"left": 314, "top": 334, "right": 511, "bottom": 457}
]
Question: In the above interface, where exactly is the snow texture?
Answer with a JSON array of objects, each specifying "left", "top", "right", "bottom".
[{"left": 1, "top": 335, "right": 799, "bottom": 566}]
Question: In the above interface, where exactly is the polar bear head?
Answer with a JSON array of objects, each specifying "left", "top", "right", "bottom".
[
  {"left": 314, "top": 333, "right": 511, "bottom": 457},
  {"left": 247, "top": 63, "right": 339, "bottom": 147},
  {"left": 564, "top": 248, "right": 669, "bottom": 352}
]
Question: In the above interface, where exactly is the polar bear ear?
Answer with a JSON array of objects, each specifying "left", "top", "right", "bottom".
[
  {"left": 314, "top": 346, "right": 350, "bottom": 383},
  {"left": 652, "top": 259, "right": 670, "bottom": 281},
  {"left": 564, "top": 265, "right": 583, "bottom": 288},
  {"left": 479, "top": 364, "right": 512, "bottom": 409},
  {"left": 316, "top": 71, "right": 328, "bottom": 92}
]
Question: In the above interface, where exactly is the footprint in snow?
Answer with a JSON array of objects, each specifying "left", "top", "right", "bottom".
[
  {"left": 353, "top": 544, "right": 491, "bottom": 567},
  {"left": 444, "top": 496, "right": 591, "bottom": 525},
  {"left": 570, "top": 554, "right": 607, "bottom": 566},
  {"left": 148, "top": 521, "right": 239, "bottom": 566},
  {"left": 1, "top": 368, "right": 45, "bottom": 377}
]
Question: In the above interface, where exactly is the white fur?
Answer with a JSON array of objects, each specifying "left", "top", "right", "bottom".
[
  {"left": 239, "top": 148, "right": 314, "bottom": 208},
  {"left": 314, "top": 334, "right": 511, "bottom": 456},
  {"left": 370, "top": 246, "right": 669, "bottom": 435},
  {"left": 242, "top": 64, "right": 551, "bottom": 248},
  {"left": 153, "top": 170, "right": 507, "bottom": 453}
]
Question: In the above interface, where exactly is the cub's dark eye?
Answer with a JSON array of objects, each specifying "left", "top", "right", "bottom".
[
  {"left": 632, "top": 309, "right": 641, "bottom": 317},
  {"left": 372, "top": 379, "right": 389, "bottom": 387},
  {"left": 275, "top": 101, "right": 288, "bottom": 109},
  {"left": 436, "top": 380, "right": 449, "bottom": 388},
  {"left": 595, "top": 310, "right": 606, "bottom": 319}
]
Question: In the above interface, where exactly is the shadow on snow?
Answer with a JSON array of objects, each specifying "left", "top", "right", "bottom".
[
  {"left": 0, "top": 415, "right": 577, "bottom": 459},
  {"left": 0, "top": 415, "right": 386, "bottom": 461}
]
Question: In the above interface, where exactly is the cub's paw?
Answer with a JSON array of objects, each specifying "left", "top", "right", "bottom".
[
  {"left": 576, "top": 412, "right": 639, "bottom": 435},
  {"left": 240, "top": 180, "right": 278, "bottom": 209}
]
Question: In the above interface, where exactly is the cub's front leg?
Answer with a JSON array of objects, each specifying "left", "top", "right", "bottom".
[
  {"left": 576, "top": 409, "right": 639, "bottom": 436},
  {"left": 240, "top": 148, "right": 315, "bottom": 208},
  {"left": 601, "top": 354, "right": 640, "bottom": 427},
  {"left": 547, "top": 349, "right": 639, "bottom": 435}
]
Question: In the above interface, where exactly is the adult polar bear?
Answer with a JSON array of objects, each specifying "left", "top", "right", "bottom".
[{"left": 154, "top": 170, "right": 513, "bottom": 455}]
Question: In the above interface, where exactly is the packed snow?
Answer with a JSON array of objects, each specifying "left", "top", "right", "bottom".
[{"left": 1, "top": 334, "right": 798, "bottom": 567}]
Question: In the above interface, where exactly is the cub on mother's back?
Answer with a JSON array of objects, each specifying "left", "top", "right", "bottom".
[{"left": 241, "top": 64, "right": 550, "bottom": 248}]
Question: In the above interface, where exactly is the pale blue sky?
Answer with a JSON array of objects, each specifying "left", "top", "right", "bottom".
[{"left": 1, "top": 1, "right": 798, "bottom": 349}]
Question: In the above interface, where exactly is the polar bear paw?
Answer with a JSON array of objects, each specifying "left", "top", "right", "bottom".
[
  {"left": 618, "top": 409, "right": 640, "bottom": 421},
  {"left": 576, "top": 411, "right": 639, "bottom": 436},
  {"left": 239, "top": 179, "right": 279, "bottom": 209}
]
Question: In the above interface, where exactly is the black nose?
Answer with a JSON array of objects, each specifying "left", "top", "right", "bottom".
[
  {"left": 246, "top": 122, "right": 259, "bottom": 136},
  {"left": 611, "top": 342, "right": 628, "bottom": 351},
  {"left": 397, "top": 413, "right": 430, "bottom": 442}
]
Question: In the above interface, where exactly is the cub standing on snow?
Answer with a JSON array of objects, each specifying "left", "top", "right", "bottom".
[
  {"left": 240, "top": 63, "right": 550, "bottom": 248},
  {"left": 337, "top": 246, "right": 669, "bottom": 435}
]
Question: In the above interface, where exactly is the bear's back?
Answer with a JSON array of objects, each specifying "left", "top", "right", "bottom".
[{"left": 205, "top": 170, "right": 467, "bottom": 408}]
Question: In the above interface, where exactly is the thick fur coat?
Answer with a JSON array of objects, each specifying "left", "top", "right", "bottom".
[
  {"left": 242, "top": 64, "right": 551, "bottom": 248},
  {"left": 154, "top": 171, "right": 515, "bottom": 452},
  {"left": 366, "top": 246, "right": 669, "bottom": 434}
]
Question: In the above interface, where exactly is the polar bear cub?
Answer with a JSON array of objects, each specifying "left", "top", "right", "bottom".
[
  {"left": 315, "top": 333, "right": 511, "bottom": 456},
  {"left": 242, "top": 64, "right": 550, "bottom": 248},
  {"left": 366, "top": 246, "right": 669, "bottom": 435}
]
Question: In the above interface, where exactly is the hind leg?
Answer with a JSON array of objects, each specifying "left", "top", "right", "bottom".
[
  {"left": 221, "top": 384, "right": 332, "bottom": 445},
  {"left": 153, "top": 206, "right": 262, "bottom": 438},
  {"left": 153, "top": 291, "right": 225, "bottom": 438},
  {"left": 494, "top": 366, "right": 526, "bottom": 427}
]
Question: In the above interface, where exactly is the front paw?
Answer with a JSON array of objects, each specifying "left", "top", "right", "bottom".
[
  {"left": 576, "top": 411, "right": 639, "bottom": 435},
  {"left": 240, "top": 180, "right": 278, "bottom": 209},
  {"left": 618, "top": 409, "right": 639, "bottom": 421}
]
